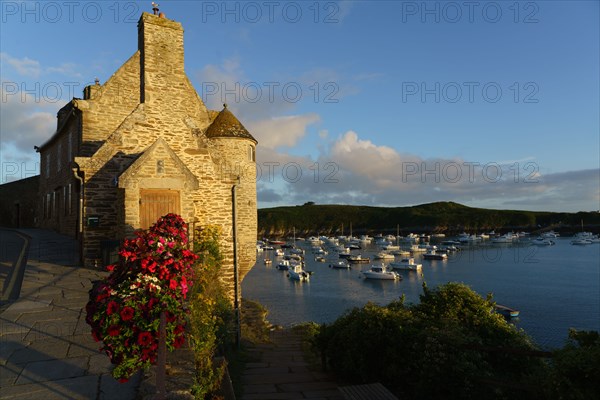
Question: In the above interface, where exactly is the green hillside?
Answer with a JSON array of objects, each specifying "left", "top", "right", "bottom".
[{"left": 258, "top": 202, "right": 600, "bottom": 236}]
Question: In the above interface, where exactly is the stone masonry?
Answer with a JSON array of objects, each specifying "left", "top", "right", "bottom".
[{"left": 36, "top": 12, "right": 258, "bottom": 300}]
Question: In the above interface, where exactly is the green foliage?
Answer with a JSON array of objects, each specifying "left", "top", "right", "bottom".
[
  {"left": 544, "top": 329, "right": 600, "bottom": 399},
  {"left": 312, "top": 283, "right": 548, "bottom": 400},
  {"left": 188, "top": 225, "right": 233, "bottom": 399},
  {"left": 258, "top": 201, "right": 600, "bottom": 235}
]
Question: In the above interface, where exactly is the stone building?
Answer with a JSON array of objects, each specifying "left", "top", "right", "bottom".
[{"left": 36, "top": 11, "right": 257, "bottom": 296}]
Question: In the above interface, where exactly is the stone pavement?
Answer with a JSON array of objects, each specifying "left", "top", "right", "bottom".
[
  {"left": 0, "top": 229, "right": 140, "bottom": 399},
  {"left": 241, "top": 329, "right": 343, "bottom": 400}
]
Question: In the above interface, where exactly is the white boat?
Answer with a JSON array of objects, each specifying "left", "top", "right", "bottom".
[
  {"left": 389, "top": 257, "right": 422, "bottom": 271},
  {"left": 409, "top": 244, "right": 427, "bottom": 253},
  {"left": 288, "top": 263, "right": 310, "bottom": 281},
  {"left": 275, "top": 249, "right": 285, "bottom": 257},
  {"left": 571, "top": 238, "right": 593, "bottom": 245},
  {"left": 329, "top": 260, "right": 350, "bottom": 269},
  {"left": 276, "top": 259, "right": 295, "bottom": 270},
  {"left": 423, "top": 250, "right": 447, "bottom": 260},
  {"left": 362, "top": 265, "right": 401, "bottom": 280},
  {"left": 492, "top": 233, "right": 517, "bottom": 243},
  {"left": 347, "top": 255, "right": 370, "bottom": 264},
  {"left": 381, "top": 244, "right": 400, "bottom": 251},
  {"left": 263, "top": 258, "right": 272, "bottom": 265},
  {"left": 531, "top": 237, "right": 555, "bottom": 246},
  {"left": 541, "top": 231, "right": 560, "bottom": 238},
  {"left": 373, "top": 252, "right": 395, "bottom": 260},
  {"left": 391, "top": 250, "right": 411, "bottom": 257}
]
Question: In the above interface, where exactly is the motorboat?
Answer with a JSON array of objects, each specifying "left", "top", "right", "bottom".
[
  {"left": 263, "top": 258, "right": 272, "bottom": 265},
  {"left": 381, "top": 244, "right": 400, "bottom": 251},
  {"left": 571, "top": 238, "right": 593, "bottom": 245},
  {"left": 391, "top": 250, "right": 411, "bottom": 257},
  {"left": 541, "top": 231, "right": 560, "bottom": 238},
  {"left": 288, "top": 263, "right": 311, "bottom": 281},
  {"left": 347, "top": 255, "right": 370, "bottom": 264},
  {"left": 329, "top": 260, "right": 350, "bottom": 269},
  {"left": 362, "top": 265, "right": 401, "bottom": 280},
  {"left": 275, "top": 249, "right": 285, "bottom": 257},
  {"left": 276, "top": 259, "right": 300, "bottom": 271},
  {"left": 531, "top": 237, "right": 555, "bottom": 246},
  {"left": 491, "top": 233, "right": 517, "bottom": 243},
  {"left": 315, "top": 255, "right": 326, "bottom": 262},
  {"left": 389, "top": 257, "right": 422, "bottom": 272},
  {"left": 373, "top": 252, "right": 395, "bottom": 260},
  {"left": 423, "top": 250, "right": 447, "bottom": 260}
]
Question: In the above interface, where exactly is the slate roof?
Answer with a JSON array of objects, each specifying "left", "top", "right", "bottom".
[{"left": 206, "top": 104, "right": 257, "bottom": 143}]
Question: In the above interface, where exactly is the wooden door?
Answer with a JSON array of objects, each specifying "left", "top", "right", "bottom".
[{"left": 139, "top": 189, "right": 181, "bottom": 229}]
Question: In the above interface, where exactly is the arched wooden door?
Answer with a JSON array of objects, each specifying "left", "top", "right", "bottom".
[{"left": 139, "top": 189, "right": 180, "bottom": 229}]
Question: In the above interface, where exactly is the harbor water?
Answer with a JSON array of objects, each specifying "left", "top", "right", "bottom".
[{"left": 243, "top": 237, "right": 600, "bottom": 349}]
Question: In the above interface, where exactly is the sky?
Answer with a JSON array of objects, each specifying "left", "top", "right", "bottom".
[{"left": 0, "top": 0, "right": 599, "bottom": 212}]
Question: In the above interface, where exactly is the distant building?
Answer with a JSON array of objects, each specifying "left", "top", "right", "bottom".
[{"left": 32, "top": 11, "right": 257, "bottom": 298}]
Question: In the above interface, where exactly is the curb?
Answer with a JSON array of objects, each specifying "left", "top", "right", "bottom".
[{"left": 1, "top": 228, "right": 31, "bottom": 304}]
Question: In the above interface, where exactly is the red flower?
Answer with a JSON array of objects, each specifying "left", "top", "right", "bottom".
[
  {"left": 174, "top": 335, "right": 185, "bottom": 348},
  {"left": 118, "top": 377, "right": 129, "bottom": 383},
  {"left": 106, "top": 301, "right": 119, "bottom": 316},
  {"left": 169, "top": 279, "right": 178, "bottom": 290},
  {"left": 138, "top": 331, "right": 153, "bottom": 346},
  {"left": 120, "top": 306, "right": 135, "bottom": 321},
  {"left": 108, "top": 325, "right": 120, "bottom": 337},
  {"left": 174, "top": 324, "right": 185, "bottom": 335},
  {"left": 91, "top": 329, "right": 101, "bottom": 342}
]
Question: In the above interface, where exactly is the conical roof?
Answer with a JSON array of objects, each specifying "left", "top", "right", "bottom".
[{"left": 205, "top": 104, "right": 257, "bottom": 143}]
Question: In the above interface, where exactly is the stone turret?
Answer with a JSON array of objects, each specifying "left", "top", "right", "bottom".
[{"left": 207, "top": 104, "right": 257, "bottom": 281}]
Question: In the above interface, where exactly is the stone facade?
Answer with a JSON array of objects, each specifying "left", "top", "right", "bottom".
[
  {"left": 36, "top": 12, "right": 257, "bottom": 299},
  {"left": 0, "top": 176, "right": 39, "bottom": 228}
]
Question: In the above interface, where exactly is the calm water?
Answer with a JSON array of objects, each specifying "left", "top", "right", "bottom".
[{"left": 242, "top": 237, "right": 600, "bottom": 349}]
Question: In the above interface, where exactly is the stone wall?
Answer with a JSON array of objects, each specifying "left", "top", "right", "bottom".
[{"left": 0, "top": 176, "right": 39, "bottom": 228}]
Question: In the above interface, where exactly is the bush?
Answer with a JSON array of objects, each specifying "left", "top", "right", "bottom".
[
  {"left": 314, "top": 283, "right": 548, "bottom": 400},
  {"left": 188, "top": 225, "right": 234, "bottom": 399}
]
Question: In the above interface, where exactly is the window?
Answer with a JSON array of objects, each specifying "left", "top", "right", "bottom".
[
  {"left": 45, "top": 153, "right": 50, "bottom": 177},
  {"left": 46, "top": 193, "right": 52, "bottom": 219},
  {"left": 57, "top": 142, "right": 62, "bottom": 172},
  {"left": 248, "top": 145, "right": 255, "bottom": 162},
  {"left": 67, "top": 132, "right": 72, "bottom": 162},
  {"left": 64, "top": 185, "right": 72, "bottom": 216}
]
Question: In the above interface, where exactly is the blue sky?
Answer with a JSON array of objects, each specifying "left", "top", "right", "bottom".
[{"left": 1, "top": 0, "right": 598, "bottom": 212}]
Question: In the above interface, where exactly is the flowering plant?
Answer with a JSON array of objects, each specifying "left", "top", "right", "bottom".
[{"left": 86, "top": 214, "right": 198, "bottom": 381}]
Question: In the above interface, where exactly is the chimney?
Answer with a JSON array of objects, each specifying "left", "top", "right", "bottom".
[{"left": 137, "top": 12, "right": 184, "bottom": 104}]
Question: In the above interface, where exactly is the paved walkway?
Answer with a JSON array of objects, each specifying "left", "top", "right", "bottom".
[
  {"left": 0, "top": 229, "right": 140, "bottom": 399},
  {"left": 241, "top": 329, "right": 343, "bottom": 400}
]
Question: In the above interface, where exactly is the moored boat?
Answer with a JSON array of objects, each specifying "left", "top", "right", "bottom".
[
  {"left": 389, "top": 257, "right": 422, "bottom": 271},
  {"left": 423, "top": 250, "right": 447, "bottom": 260},
  {"left": 373, "top": 251, "right": 395, "bottom": 260},
  {"left": 362, "top": 265, "right": 401, "bottom": 280},
  {"left": 348, "top": 255, "right": 370, "bottom": 264},
  {"left": 495, "top": 304, "right": 520, "bottom": 318},
  {"left": 329, "top": 260, "right": 350, "bottom": 269},
  {"left": 288, "top": 263, "right": 311, "bottom": 281}
]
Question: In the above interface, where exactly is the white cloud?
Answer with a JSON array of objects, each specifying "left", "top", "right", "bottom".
[
  {"left": 0, "top": 52, "right": 82, "bottom": 79},
  {"left": 256, "top": 130, "right": 600, "bottom": 212},
  {"left": 0, "top": 53, "right": 41, "bottom": 78},
  {"left": 248, "top": 114, "right": 320, "bottom": 149},
  {"left": 0, "top": 86, "right": 57, "bottom": 165}
]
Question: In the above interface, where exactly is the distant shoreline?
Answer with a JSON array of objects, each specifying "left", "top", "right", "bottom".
[{"left": 258, "top": 201, "right": 600, "bottom": 237}]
